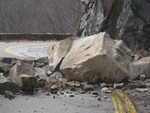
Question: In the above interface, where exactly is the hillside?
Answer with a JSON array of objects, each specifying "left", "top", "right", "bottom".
[{"left": 0, "top": 0, "right": 81, "bottom": 33}]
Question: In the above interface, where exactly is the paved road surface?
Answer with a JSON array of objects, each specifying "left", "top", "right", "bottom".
[
  {"left": 0, "top": 41, "right": 149, "bottom": 113},
  {"left": 0, "top": 41, "right": 55, "bottom": 59}
]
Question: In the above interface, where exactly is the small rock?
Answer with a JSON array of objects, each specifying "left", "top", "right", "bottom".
[
  {"left": 83, "top": 85, "right": 94, "bottom": 91},
  {"left": 92, "top": 91, "right": 98, "bottom": 95},
  {"left": 100, "top": 83, "right": 108, "bottom": 88},
  {"left": 60, "top": 91, "right": 64, "bottom": 95},
  {"left": 114, "top": 83, "right": 124, "bottom": 89},
  {"left": 46, "top": 71, "right": 52, "bottom": 76},
  {"left": 51, "top": 85, "right": 59, "bottom": 90},
  {"left": 97, "top": 98, "right": 101, "bottom": 101},
  {"left": 4, "top": 90, "right": 15, "bottom": 100},
  {"left": 103, "top": 96, "right": 108, "bottom": 99},
  {"left": 45, "top": 93, "right": 50, "bottom": 96},
  {"left": 137, "top": 84, "right": 147, "bottom": 88},
  {"left": 101, "top": 87, "right": 112, "bottom": 93},
  {"left": 106, "top": 99, "right": 111, "bottom": 102},
  {"left": 70, "top": 87, "right": 76, "bottom": 91},
  {"left": 140, "top": 73, "right": 146, "bottom": 81},
  {"left": 79, "top": 91, "right": 85, "bottom": 94},
  {"left": 67, "top": 81, "right": 81, "bottom": 87},
  {"left": 69, "top": 94, "right": 75, "bottom": 97},
  {"left": 51, "top": 90, "right": 57, "bottom": 94},
  {"left": 135, "top": 88, "right": 149, "bottom": 92}
]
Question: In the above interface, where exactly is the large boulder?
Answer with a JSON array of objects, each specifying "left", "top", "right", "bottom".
[
  {"left": 129, "top": 57, "right": 150, "bottom": 80},
  {"left": 60, "top": 32, "right": 132, "bottom": 83},
  {"left": 48, "top": 38, "right": 77, "bottom": 71},
  {"left": 80, "top": 0, "right": 150, "bottom": 51},
  {"left": 0, "top": 73, "right": 20, "bottom": 94}
]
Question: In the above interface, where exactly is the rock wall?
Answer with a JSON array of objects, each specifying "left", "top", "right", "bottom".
[{"left": 80, "top": 0, "right": 150, "bottom": 51}]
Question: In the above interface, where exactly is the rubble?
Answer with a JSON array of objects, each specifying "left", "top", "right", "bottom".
[{"left": 60, "top": 32, "right": 132, "bottom": 83}]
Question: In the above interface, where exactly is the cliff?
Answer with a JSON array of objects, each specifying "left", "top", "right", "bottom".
[{"left": 79, "top": 0, "right": 150, "bottom": 51}]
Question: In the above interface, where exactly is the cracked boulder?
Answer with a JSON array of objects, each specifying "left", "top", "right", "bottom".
[
  {"left": 48, "top": 38, "right": 77, "bottom": 71},
  {"left": 0, "top": 73, "right": 21, "bottom": 94},
  {"left": 60, "top": 32, "right": 132, "bottom": 83},
  {"left": 129, "top": 57, "right": 150, "bottom": 80}
]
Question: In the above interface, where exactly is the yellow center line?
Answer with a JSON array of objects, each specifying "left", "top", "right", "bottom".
[
  {"left": 111, "top": 92, "right": 126, "bottom": 113},
  {"left": 116, "top": 89, "right": 137, "bottom": 113}
]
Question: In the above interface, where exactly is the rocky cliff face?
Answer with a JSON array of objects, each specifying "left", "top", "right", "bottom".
[{"left": 80, "top": 0, "right": 150, "bottom": 51}]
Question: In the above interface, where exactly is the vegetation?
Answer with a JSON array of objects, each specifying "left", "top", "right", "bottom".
[{"left": 0, "top": 0, "right": 81, "bottom": 33}]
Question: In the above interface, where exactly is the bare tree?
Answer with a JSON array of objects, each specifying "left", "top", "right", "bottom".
[{"left": 0, "top": 0, "right": 81, "bottom": 33}]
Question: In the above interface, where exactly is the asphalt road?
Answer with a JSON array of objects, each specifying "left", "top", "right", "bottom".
[
  {"left": 0, "top": 41, "right": 149, "bottom": 113},
  {"left": 0, "top": 89, "right": 149, "bottom": 113},
  {"left": 0, "top": 41, "right": 55, "bottom": 59}
]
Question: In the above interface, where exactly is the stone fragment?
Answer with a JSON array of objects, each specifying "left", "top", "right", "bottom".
[
  {"left": 101, "top": 87, "right": 112, "bottom": 93},
  {"left": 34, "top": 67, "right": 47, "bottom": 80},
  {"left": 0, "top": 73, "right": 21, "bottom": 94},
  {"left": 0, "top": 57, "right": 17, "bottom": 65},
  {"left": 48, "top": 38, "right": 76, "bottom": 71},
  {"left": 18, "top": 74, "right": 37, "bottom": 93},
  {"left": 67, "top": 81, "right": 81, "bottom": 87},
  {"left": 8, "top": 60, "right": 34, "bottom": 83},
  {"left": 114, "top": 83, "right": 124, "bottom": 89},
  {"left": 61, "top": 33, "right": 132, "bottom": 83},
  {"left": 0, "top": 62, "right": 9, "bottom": 74},
  {"left": 50, "top": 85, "right": 59, "bottom": 90},
  {"left": 33, "top": 57, "right": 49, "bottom": 68},
  {"left": 83, "top": 85, "right": 94, "bottom": 91},
  {"left": 129, "top": 57, "right": 150, "bottom": 80},
  {"left": 135, "top": 88, "right": 149, "bottom": 92},
  {"left": 4, "top": 90, "right": 15, "bottom": 99},
  {"left": 100, "top": 83, "right": 109, "bottom": 88}
]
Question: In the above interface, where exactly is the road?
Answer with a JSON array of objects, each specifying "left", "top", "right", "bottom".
[
  {"left": 0, "top": 41, "right": 149, "bottom": 113},
  {"left": 0, "top": 88, "right": 149, "bottom": 113},
  {"left": 0, "top": 41, "right": 55, "bottom": 59}
]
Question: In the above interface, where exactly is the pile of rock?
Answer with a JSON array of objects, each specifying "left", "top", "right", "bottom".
[
  {"left": 0, "top": 57, "right": 62, "bottom": 95},
  {"left": 0, "top": 32, "right": 150, "bottom": 98},
  {"left": 48, "top": 32, "right": 150, "bottom": 83}
]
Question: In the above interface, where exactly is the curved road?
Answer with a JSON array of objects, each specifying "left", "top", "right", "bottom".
[
  {"left": 0, "top": 41, "right": 149, "bottom": 113},
  {"left": 0, "top": 41, "right": 56, "bottom": 59}
]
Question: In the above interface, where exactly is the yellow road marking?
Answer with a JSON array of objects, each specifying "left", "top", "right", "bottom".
[
  {"left": 4, "top": 43, "right": 50, "bottom": 58},
  {"left": 112, "top": 92, "right": 126, "bottom": 113},
  {"left": 116, "top": 89, "right": 137, "bottom": 113},
  {"left": 5, "top": 46, "right": 27, "bottom": 58}
]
